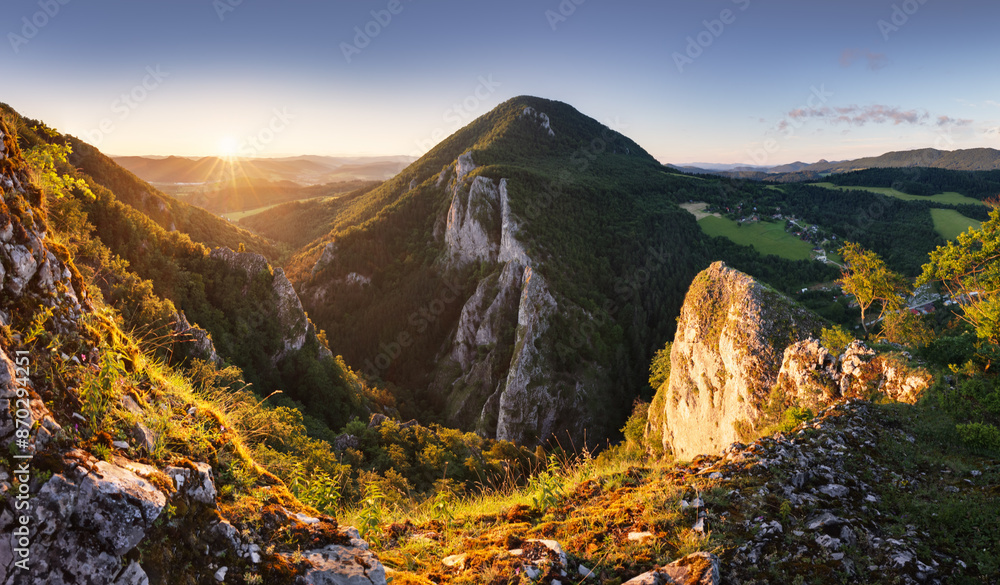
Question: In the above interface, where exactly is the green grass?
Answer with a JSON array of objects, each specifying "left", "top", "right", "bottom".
[
  {"left": 697, "top": 216, "right": 822, "bottom": 261},
  {"left": 930, "top": 208, "right": 982, "bottom": 240},
  {"left": 811, "top": 182, "right": 984, "bottom": 206}
]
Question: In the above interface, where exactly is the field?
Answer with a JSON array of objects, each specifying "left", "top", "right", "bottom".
[
  {"left": 930, "top": 208, "right": 982, "bottom": 240},
  {"left": 811, "top": 182, "right": 983, "bottom": 206},
  {"left": 697, "top": 216, "right": 820, "bottom": 261}
]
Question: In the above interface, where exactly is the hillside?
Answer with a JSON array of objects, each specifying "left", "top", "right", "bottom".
[
  {"left": 771, "top": 148, "right": 1000, "bottom": 175},
  {"left": 282, "top": 96, "right": 838, "bottom": 447},
  {"left": 114, "top": 154, "right": 413, "bottom": 185}
]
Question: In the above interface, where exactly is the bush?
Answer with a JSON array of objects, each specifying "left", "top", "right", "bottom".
[{"left": 956, "top": 422, "right": 1000, "bottom": 453}]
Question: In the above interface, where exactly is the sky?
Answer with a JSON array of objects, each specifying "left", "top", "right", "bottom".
[{"left": 2, "top": 0, "right": 998, "bottom": 165}]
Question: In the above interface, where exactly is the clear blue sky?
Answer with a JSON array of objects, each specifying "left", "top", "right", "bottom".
[{"left": 3, "top": 0, "right": 998, "bottom": 165}]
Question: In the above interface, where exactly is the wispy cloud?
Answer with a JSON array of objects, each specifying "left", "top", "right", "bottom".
[
  {"left": 787, "top": 104, "right": 927, "bottom": 126},
  {"left": 839, "top": 49, "right": 888, "bottom": 71},
  {"left": 936, "top": 116, "right": 973, "bottom": 127}
]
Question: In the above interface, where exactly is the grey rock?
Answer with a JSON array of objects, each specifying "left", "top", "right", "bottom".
[
  {"left": 623, "top": 552, "right": 721, "bottom": 585},
  {"left": 818, "top": 484, "right": 850, "bottom": 498},
  {"left": 292, "top": 527, "right": 388, "bottom": 585}
]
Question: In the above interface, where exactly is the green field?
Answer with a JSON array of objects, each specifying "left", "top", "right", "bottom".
[
  {"left": 811, "top": 182, "right": 983, "bottom": 206},
  {"left": 698, "top": 216, "right": 820, "bottom": 261},
  {"left": 930, "top": 208, "right": 982, "bottom": 240}
]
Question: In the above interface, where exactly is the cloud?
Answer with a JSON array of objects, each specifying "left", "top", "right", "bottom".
[
  {"left": 936, "top": 116, "right": 973, "bottom": 127},
  {"left": 987, "top": 127, "right": 1000, "bottom": 135},
  {"left": 840, "top": 49, "right": 888, "bottom": 71},
  {"left": 788, "top": 104, "right": 928, "bottom": 126}
]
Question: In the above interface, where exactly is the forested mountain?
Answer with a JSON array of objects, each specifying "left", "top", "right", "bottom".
[
  {"left": 768, "top": 147, "right": 1000, "bottom": 175},
  {"left": 280, "top": 96, "right": 838, "bottom": 446},
  {"left": 1, "top": 104, "right": 366, "bottom": 434}
]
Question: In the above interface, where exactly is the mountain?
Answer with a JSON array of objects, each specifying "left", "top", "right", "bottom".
[
  {"left": 114, "top": 154, "right": 414, "bottom": 186},
  {"left": 280, "top": 96, "right": 837, "bottom": 447},
  {"left": 2, "top": 99, "right": 999, "bottom": 585},
  {"left": 768, "top": 148, "right": 1000, "bottom": 175}
]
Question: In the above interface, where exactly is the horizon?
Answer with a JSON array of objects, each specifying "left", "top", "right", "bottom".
[{"left": 3, "top": 0, "right": 998, "bottom": 165}]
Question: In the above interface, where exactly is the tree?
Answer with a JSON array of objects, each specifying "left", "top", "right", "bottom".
[
  {"left": 838, "top": 242, "right": 909, "bottom": 336},
  {"left": 648, "top": 342, "right": 672, "bottom": 389},
  {"left": 919, "top": 208, "right": 1000, "bottom": 345}
]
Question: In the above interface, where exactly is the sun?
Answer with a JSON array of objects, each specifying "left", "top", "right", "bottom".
[{"left": 218, "top": 136, "right": 239, "bottom": 159}]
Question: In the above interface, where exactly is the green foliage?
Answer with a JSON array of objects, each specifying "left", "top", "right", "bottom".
[
  {"left": 648, "top": 342, "right": 672, "bottom": 389},
  {"left": 820, "top": 325, "right": 854, "bottom": 356},
  {"left": 529, "top": 455, "right": 564, "bottom": 512},
  {"left": 78, "top": 345, "right": 127, "bottom": 435},
  {"left": 838, "top": 243, "right": 909, "bottom": 335},
  {"left": 357, "top": 482, "right": 387, "bottom": 540},
  {"left": 24, "top": 139, "right": 93, "bottom": 200},
  {"left": 955, "top": 422, "right": 1000, "bottom": 453},
  {"left": 919, "top": 208, "right": 1000, "bottom": 345},
  {"left": 621, "top": 401, "right": 650, "bottom": 456}
]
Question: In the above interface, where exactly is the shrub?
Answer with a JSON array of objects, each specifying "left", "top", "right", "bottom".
[{"left": 956, "top": 422, "right": 1000, "bottom": 453}]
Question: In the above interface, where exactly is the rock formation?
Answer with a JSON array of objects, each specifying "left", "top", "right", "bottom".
[{"left": 647, "top": 262, "right": 931, "bottom": 459}]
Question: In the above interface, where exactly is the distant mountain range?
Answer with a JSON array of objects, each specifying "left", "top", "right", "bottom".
[
  {"left": 672, "top": 147, "right": 1000, "bottom": 180},
  {"left": 114, "top": 154, "right": 415, "bottom": 186}
]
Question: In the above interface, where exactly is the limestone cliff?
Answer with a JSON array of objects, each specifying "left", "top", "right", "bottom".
[
  {"left": 646, "top": 262, "right": 932, "bottom": 460},
  {"left": 432, "top": 150, "right": 604, "bottom": 445}
]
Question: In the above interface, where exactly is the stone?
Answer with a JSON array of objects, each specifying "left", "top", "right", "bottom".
[
  {"left": 293, "top": 527, "right": 388, "bottom": 585},
  {"left": 214, "top": 566, "right": 228, "bottom": 582},
  {"left": 442, "top": 554, "right": 467, "bottom": 569},
  {"left": 628, "top": 531, "right": 655, "bottom": 542},
  {"left": 806, "top": 512, "right": 844, "bottom": 530},
  {"left": 818, "top": 484, "right": 850, "bottom": 498},
  {"left": 112, "top": 561, "right": 150, "bottom": 585},
  {"left": 165, "top": 462, "right": 217, "bottom": 505},
  {"left": 623, "top": 552, "right": 721, "bottom": 585}
]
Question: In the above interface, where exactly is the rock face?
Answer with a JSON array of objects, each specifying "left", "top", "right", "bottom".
[
  {"left": 290, "top": 527, "right": 388, "bottom": 585},
  {"left": 647, "top": 262, "right": 826, "bottom": 459},
  {"left": 646, "top": 262, "right": 931, "bottom": 459},
  {"left": 429, "top": 151, "right": 605, "bottom": 445}
]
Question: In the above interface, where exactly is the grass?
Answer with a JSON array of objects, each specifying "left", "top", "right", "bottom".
[
  {"left": 811, "top": 182, "right": 984, "bottom": 206},
  {"left": 930, "top": 208, "right": 983, "bottom": 240},
  {"left": 697, "top": 216, "right": 822, "bottom": 261}
]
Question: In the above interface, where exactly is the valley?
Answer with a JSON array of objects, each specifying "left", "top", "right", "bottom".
[{"left": 2, "top": 95, "right": 1000, "bottom": 584}]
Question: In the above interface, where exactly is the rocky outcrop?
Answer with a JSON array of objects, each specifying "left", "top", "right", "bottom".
[
  {"left": 647, "top": 262, "right": 825, "bottom": 459},
  {"left": 0, "top": 117, "right": 380, "bottom": 584},
  {"left": 774, "top": 340, "right": 931, "bottom": 409},
  {"left": 172, "top": 310, "right": 220, "bottom": 365},
  {"left": 290, "top": 526, "right": 387, "bottom": 585},
  {"left": 522, "top": 107, "right": 556, "bottom": 137},
  {"left": 209, "top": 246, "right": 328, "bottom": 362},
  {"left": 647, "top": 263, "right": 932, "bottom": 459}
]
